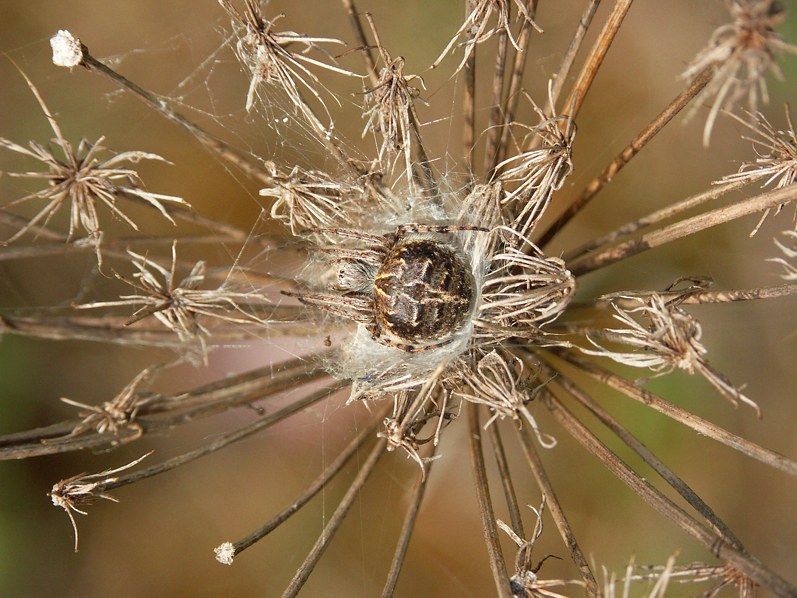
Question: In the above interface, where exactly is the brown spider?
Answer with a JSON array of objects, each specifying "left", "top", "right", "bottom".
[{"left": 286, "top": 224, "right": 486, "bottom": 352}]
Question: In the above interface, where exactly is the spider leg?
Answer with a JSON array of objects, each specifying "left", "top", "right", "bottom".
[
  {"left": 394, "top": 224, "right": 489, "bottom": 238},
  {"left": 309, "top": 227, "right": 388, "bottom": 244},
  {"left": 372, "top": 334, "right": 453, "bottom": 353},
  {"left": 318, "top": 247, "right": 385, "bottom": 265},
  {"left": 282, "top": 290, "right": 373, "bottom": 323}
]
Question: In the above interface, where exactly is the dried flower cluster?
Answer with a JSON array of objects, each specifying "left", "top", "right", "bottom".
[{"left": 1, "top": 1, "right": 797, "bottom": 596}]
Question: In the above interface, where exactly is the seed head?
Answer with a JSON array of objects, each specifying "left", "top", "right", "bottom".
[{"left": 683, "top": 0, "right": 797, "bottom": 146}]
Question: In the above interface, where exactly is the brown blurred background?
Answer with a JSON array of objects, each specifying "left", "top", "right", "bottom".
[{"left": 1, "top": 1, "right": 796, "bottom": 596}]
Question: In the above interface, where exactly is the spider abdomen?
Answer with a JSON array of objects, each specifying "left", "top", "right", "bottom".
[{"left": 373, "top": 239, "right": 473, "bottom": 342}]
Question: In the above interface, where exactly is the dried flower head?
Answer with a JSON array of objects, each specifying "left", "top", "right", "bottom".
[
  {"left": 433, "top": 0, "right": 542, "bottom": 71},
  {"left": 50, "top": 453, "right": 152, "bottom": 551},
  {"left": 492, "top": 91, "right": 575, "bottom": 238},
  {"left": 2, "top": 1, "right": 797, "bottom": 596},
  {"left": 219, "top": 0, "right": 352, "bottom": 116},
  {"left": 683, "top": 0, "right": 797, "bottom": 145},
  {"left": 497, "top": 497, "right": 573, "bottom": 598},
  {"left": 0, "top": 71, "right": 186, "bottom": 261},
  {"left": 584, "top": 290, "right": 760, "bottom": 415},
  {"left": 77, "top": 242, "right": 271, "bottom": 361},
  {"left": 54, "top": 368, "right": 155, "bottom": 443},
  {"left": 259, "top": 161, "right": 361, "bottom": 233},
  {"left": 361, "top": 15, "right": 426, "bottom": 188},
  {"left": 719, "top": 106, "right": 797, "bottom": 233}
]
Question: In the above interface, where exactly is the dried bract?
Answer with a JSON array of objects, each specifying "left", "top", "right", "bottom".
[
  {"left": 0, "top": 74, "right": 186, "bottom": 261},
  {"left": 433, "top": 0, "right": 542, "bottom": 72},
  {"left": 719, "top": 107, "right": 797, "bottom": 234},
  {"left": 77, "top": 243, "right": 271, "bottom": 360},
  {"left": 585, "top": 293, "right": 760, "bottom": 415},
  {"left": 683, "top": 0, "right": 797, "bottom": 145},
  {"left": 50, "top": 453, "right": 151, "bottom": 551}
]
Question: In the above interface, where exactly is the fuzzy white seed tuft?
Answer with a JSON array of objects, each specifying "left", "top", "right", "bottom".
[
  {"left": 51, "top": 30, "right": 83, "bottom": 68},
  {"left": 214, "top": 542, "right": 235, "bottom": 565}
]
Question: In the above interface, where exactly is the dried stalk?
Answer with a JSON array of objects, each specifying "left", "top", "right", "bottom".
[
  {"left": 679, "top": 283, "right": 797, "bottom": 304},
  {"left": 546, "top": 0, "right": 601, "bottom": 117},
  {"left": 562, "top": 179, "right": 750, "bottom": 263},
  {"left": 551, "top": 349, "right": 797, "bottom": 478},
  {"left": 222, "top": 410, "right": 379, "bottom": 559},
  {"left": 381, "top": 441, "right": 437, "bottom": 597},
  {"left": 483, "top": 27, "right": 509, "bottom": 174},
  {"left": 540, "top": 386, "right": 797, "bottom": 597},
  {"left": 71, "top": 44, "right": 272, "bottom": 185},
  {"left": 515, "top": 418, "right": 601, "bottom": 596},
  {"left": 94, "top": 382, "right": 344, "bottom": 493},
  {"left": 467, "top": 402, "right": 513, "bottom": 598},
  {"left": 540, "top": 360, "right": 742, "bottom": 548},
  {"left": 538, "top": 66, "right": 714, "bottom": 248},
  {"left": 282, "top": 437, "right": 387, "bottom": 597},
  {"left": 463, "top": 0, "right": 477, "bottom": 183},
  {"left": 493, "top": 0, "right": 539, "bottom": 173},
  {"left": 0, "top": 354, "right": 330, "bottom": 459},
  {"left": 570, "top": 184, "right": 797, "bottom": 276},
  {"left": 561, "top": 0, "right": 634, "bottom": 120},
  {"left": 486, "top": 422, "right": 525, "bottom": 539}
]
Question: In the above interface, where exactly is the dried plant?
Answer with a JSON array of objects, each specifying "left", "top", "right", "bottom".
[
  {"left": 2, "top": 1, "right": 797, "bottom": 597},
  {"left": 0, "top": 67, "right": 187, "bottom": 263},
  {"left": 683, "top": 0, "right": 797, "bottom": 145}
]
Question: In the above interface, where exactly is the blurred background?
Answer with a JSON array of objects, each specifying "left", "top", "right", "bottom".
[{"left": 1, "top": 0, "right": 796, "bottom": 595}]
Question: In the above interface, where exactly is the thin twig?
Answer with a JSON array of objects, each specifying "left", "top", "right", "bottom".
[
  {"left": 538, "top": 66, "right": 714, "bottom": 248},
  {"left": 282, "top": 437, "right": 387, "bottom": 597},
  {"left": 467, "top": 402, "right": 513, "bottom": 597},
  {"left": 551, "top": 349, "right": 797, "bottom": 478},
  {"left": 514, "top": 417, "right": 602, "bottom": 597},
  {"left": 381, "top": 441, "right": 437, "bottom": 597},
  {"left": 569, "top": 184, "right": 797, "bottom": 276}
]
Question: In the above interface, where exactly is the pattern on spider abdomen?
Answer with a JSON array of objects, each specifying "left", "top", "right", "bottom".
[{"left": 373, "top": 239, "right": 473, "bottom": 342}]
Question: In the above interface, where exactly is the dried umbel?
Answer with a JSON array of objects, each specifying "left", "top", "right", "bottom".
[
  {"left": 583, "top": 290, "right": 760, "bottom": 415},
  {"left": 718, "top": 107, "right": 797, "bottom": 233},
  {"left": 0, "top": 70, "right": 186, "bottom": 263},
  {"left": 683, "top": 0, "right": 797, "bottom": 145},
  {"left": 2, "top": 1, "right": 797, "bottom": 597}
]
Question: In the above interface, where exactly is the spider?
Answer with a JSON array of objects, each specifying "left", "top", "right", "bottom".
[{"left": 287, "top": 224, "right": 486, "bottom": 352}]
